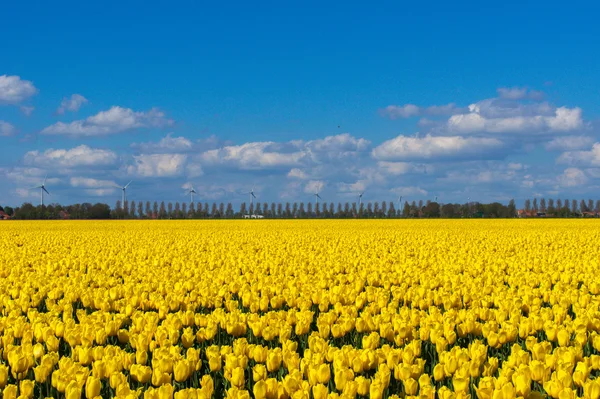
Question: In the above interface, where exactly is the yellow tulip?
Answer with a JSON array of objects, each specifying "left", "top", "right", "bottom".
[
  {"left": 0, "top": 365, "right": 8, "bottom": 388},
  {"left": 231, "top": 367, "right": 245, "bottom": 388},
  {"left": 174, "top": 360, "right": 191, "bottom": 383},
  {"left": 356, "top": 376, "right": 370, "bottom": 396},
  {"left": 19, "top": 380, "right": 35, "bottom": 398},
  {"left": 85, "top": 376, "right": 102, "bottom": 399},
  {"left": 253, "top": 380, "right": 267, "bottom": 399},
  {"left": 3, "top": 384, "right": 18, "bottom": 399},
  {"left": 405, "top": 378, "right": 419, "bottom": 395},
  {"left": 312, "top": 384, "right": 328, "bottom": 399},
  {"left": 584, "top": 380, "right": 600, "bottom": 399},
  {"left": 66, "top": 380, "right": 82, "bottom": 399}
]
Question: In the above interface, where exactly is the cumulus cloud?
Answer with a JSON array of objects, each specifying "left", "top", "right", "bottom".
[
  {"left": 24, "top": 145, "right": 118, "bottom": 168},
  {"left": 70, "top": 177, "right": 117, "bottom": 188},
  {"left": 0, "top": 75, "right": 38, "bottom": 104},
  {"left": 132, "top": 133, "right": 193, "bottom": 153},
  {"left": 20, "top": 106, "right": 34, "bottom": 116},
  {"left": 200, "top": 142, "right": 306, "bottom": 170},
  {"left": 371, "top": 134, "right": 503, "bottom": 161},
  {"left": 0, "top": 121, "right": 16, "bottom": 137},
  {"left": 304, "top": 180, "right": 325, "bottom": 194},
  {"left": 390, "top": 186, "right": 428, "bottom": 197},
  {"left": 557, "top": 167, "right": 588, "bottom": 187},
  {"left": 83, "top": 188, "right": 117, "bottom": 197},
  {"left": 497, "top": 86, "right": 544, "bottom": 100},
  {"left": 380, "top": 103, "right": 467, "bottom": 119},
  {"left": 127, "top": 154, "right": 188, "bottom": 177},
  {"left": 447, "top": 105, "right": 583, "bottom": 134},
  {"left": 57, "top": 94, "right": 88, "bottom": 114},
  {"left": 41, "top": 106, "right": 173, "bottom": 137},
  {"left": 557, "top": 143, "right": 600, "bottom": 166},
  {"left": 287, "top": 168, "right": 308, "bottom": 179},
  {"left": 545, "top": 136, "right": 594, "bottom": 151},
  {"left": 376, "top": 161, "right": 422, "bottom": 175}
]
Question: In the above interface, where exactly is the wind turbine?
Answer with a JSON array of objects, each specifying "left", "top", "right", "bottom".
[
  {"left": 186, "top": 185, "right": 197, "bottom": 203},
  {"left": 358, "top": 191, "right": 364, "bottom": 208},
  {"left": 114, "top": 181, "right": 133, "bottom": 205},
  {"left": 246, "top": 186, "right": 257, "bottom": 214},
  {"left": 314, "top": 189, "right": 322, "bottom": 207},
  {"left": 397, "top": 195, "right": 403, "bottom": 211},
  {"left": 33, "top": 175, "right": 50, "bottom": 206}
]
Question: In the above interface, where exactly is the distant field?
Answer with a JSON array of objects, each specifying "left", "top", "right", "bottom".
[{"left": 1, "top": 220, "right": 599, "bottom": 399}]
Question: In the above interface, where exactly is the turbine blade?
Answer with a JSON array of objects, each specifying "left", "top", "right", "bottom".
[
  {"left": 125, "top": 180, "right": 133, "bottom": 189},
  {"left": 43, "top": 175, "right": 47, "bottom": 185},
  {"left": 43, "top": 187, "right": 50, "bottom": 195}
]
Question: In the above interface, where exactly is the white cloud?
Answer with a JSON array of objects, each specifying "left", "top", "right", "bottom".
[
  {"left": 15, "top": 188, "right": 37, "bottom": 199},
  {"left": 306, "top": 133, "right": 370, "bottom": 153},
  {"left": 287, "top": 168, "right": 308, "bottom": 179},
  {"left": 0, "top": 121, "right": 16, "bottom": 137},
  {"left": 380, "top": 104, "right": 420, "bottom": 119},
  {"left": 41, "top": 106, "right": 173, "bottom": 137},
  {"left": 57, "top": 94, "right": 88, "bottom": 114},
  {"left": 84, "top": 188, "right": 117, "bottom": 196},
  {"left": 447, "top": 105, "right": 583, "bottom": 134},
  {"left": 497, "top": 86, "right": 544, "bottom": 100},
  {"left": 0, "top": 75, "right": 38, "bottom": 104},
  {"left": 133, "top": 133, "right": 193, "bottom": 153},
  {"left": 557, "top": 167, "right": 588, "bottom": 187},
  {"left": 390, "top": 186, "right": 428, "bottom": 197},
  {"left": 200, "top": 142, "right": 306, "bottom": 170},
  {"left": 371, "top": 134, "right": 503, "bottom": 161},
  {"left": 545, "top": 136, "right": 594, "bottom": 151},
  {"left": 24, "top": 145, "right": 117, "bottom": 168},
  {"left": 304, "top": 180, "right": 325, "bottom": 194},
  {"left": 337, "top": 180, "right": 368, "bottom": 194},
  {"left": 380, "top": 103, "right": 467, "bottom": 119},
  {"left": 507, "top": 162, "right": 524, "bottom": 170},
  {"left": 127, "top": 154, "right": 188, "bottom": 177},
  {"left": 556, "top": 143, "right": 600, "bottom": 166},
  {"left": 70, "top": 177, "right": 117, "bottom": 188},
  {"left": 186, "top": 162, "right": 204, "bottom": 178},
  {"left": 439, "top": 169, "right": 518, "bottom": 185},
  {"left": 20, "top": 106, "right": 34, "bottom": 116},
  {"left": 376, "top": 161, "right": 416, "bottom": 175}
]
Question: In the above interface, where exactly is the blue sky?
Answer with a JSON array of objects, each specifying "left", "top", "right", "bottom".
[{"left": 2, "top": 1, "right": 600, "bottom": 207}]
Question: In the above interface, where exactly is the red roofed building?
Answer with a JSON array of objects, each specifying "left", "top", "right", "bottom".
[{"left": 0, "top": 210, "right": 10, "bottom": 220}]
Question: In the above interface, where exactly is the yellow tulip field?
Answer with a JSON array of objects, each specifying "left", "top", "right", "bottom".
[{"left": 1, "top": 220, "right": 600, "bottom": 399}]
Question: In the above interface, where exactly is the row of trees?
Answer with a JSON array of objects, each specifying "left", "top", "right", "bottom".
[
  {"left": 6, "top": 203, "right": 111, "bottom": 220},
  {"left": 4, "top": 197, "right": 598, "bottom": 219},
  {"left": 523, "top": 198, "right": 600, "bottom": 216}
]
